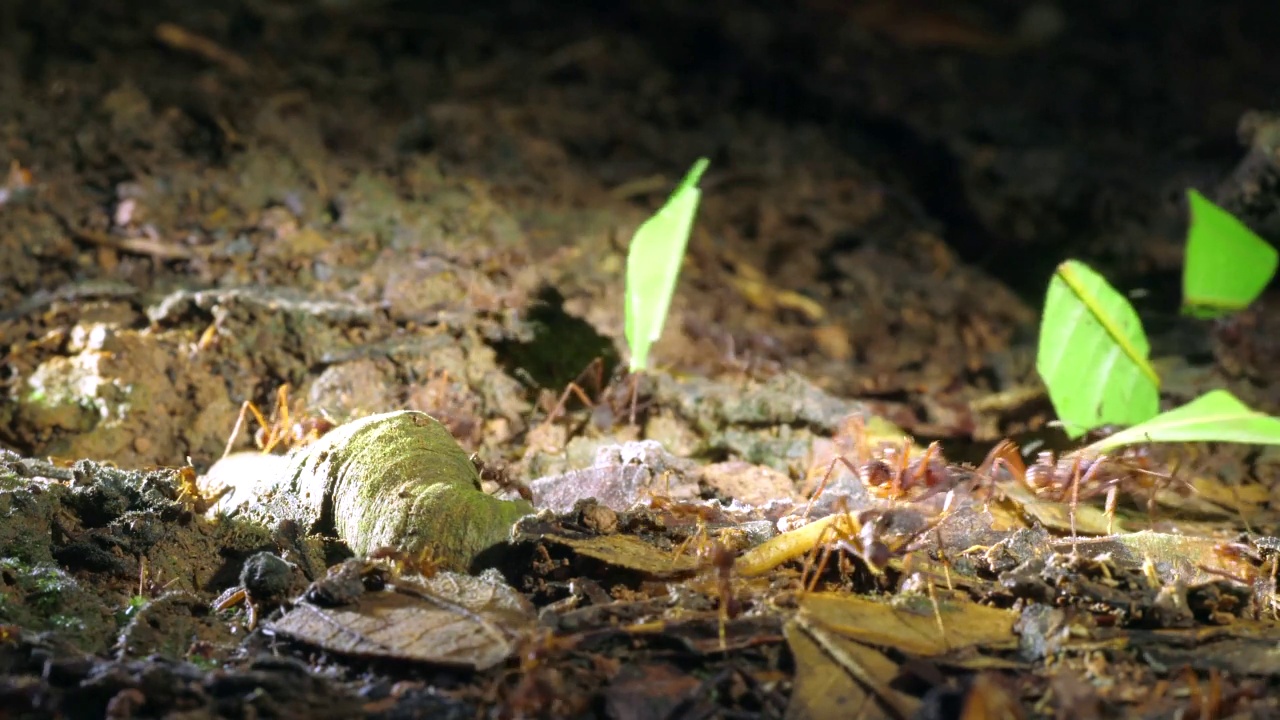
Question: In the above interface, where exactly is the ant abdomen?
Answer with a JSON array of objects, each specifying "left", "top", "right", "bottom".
[{"left": 1024, "top": 452, "right": 1060, "bottom": 492}]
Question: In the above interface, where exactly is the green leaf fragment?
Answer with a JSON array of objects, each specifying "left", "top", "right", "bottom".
[
  {"left": 1182, "top": 189, "right": 1278, "bottom": 318},
  {"left": 1081, "top": 390, "right": 1280, "bottom": 454},
  {"left": 1036, "top": 260, "right": 1160, "bottom": 438},
  {"left": 625, "top": 158, "right": 709, "bottom": 372}
]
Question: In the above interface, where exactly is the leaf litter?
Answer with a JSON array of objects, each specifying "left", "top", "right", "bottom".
[{"left": 3, "top": 2, "right": 1280, "bottom": 718}]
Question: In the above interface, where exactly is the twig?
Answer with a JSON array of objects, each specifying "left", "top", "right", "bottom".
[{"left": 155, "top": 23, "right": 252, "bottom": 76}]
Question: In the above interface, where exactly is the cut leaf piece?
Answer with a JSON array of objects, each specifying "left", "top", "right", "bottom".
[
  {"left": 624, "top": 158, "right": 709, "bottom": 371},
  {"left": 1182, "top": 190, "right": 1278, "bottom": 318},
  {"left": 1081, "top": 390, "right": 1280, "bottom": 455},
  {"left": 1036, "top": 260, "right": 1160, "bottom": 438}
]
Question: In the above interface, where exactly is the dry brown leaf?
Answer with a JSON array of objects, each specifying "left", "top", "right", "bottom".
[
  {"left": 544, "top": 533, "right": 701, "bottom": 577},
  {"left": 269, "top": 571, "right": 536, "bottom": 671},
  {"left": 798, "top": 592, "right": 1018, "bottom": 657},
  {"left": 959, "top": 673, "right": 1026, "bottom": 720},
  {"left": 785, "top": 616, "right": 921, "bottom": 720}
]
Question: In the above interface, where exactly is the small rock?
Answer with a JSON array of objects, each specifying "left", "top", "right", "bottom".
[
  {"left": 699, "top": 461, "right": 798, "bottom": 506},
  {"left": 581, "top": 504, "right": 618, "bottom": 534},
  {"left": 528, "top": 440, "right": 699, "bottom": 513}
]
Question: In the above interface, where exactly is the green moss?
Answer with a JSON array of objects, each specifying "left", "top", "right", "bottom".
[
  {"left": 0, "top": 558, "right": 116, "bottom": 651},
  {"left": 286, "top": 411, "right": 533, "bottom": 571}
]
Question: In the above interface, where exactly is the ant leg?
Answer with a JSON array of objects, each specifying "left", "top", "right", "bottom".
[
  {"left": 807, "top": 542, "right": 833, "bottom": 593},
  {"left": 1269, "top": 557, "right": 1279, "bottom": 621},
  {"left": 245, "top": 402, "right": 270, "bottom": 448},
  {"left": 1068, "top": 457, "right": 1107, "bottom": 538},
  {"left": 585, "top": 357, "right": 604, "bottom": 399},
  {"left": 981, "top": 465, "right": 1002, "bottom": 510},
  {"left": 222, "top": 401, "right": 251, "bottom": 461},
  {"left": 1105, "top": 485, "right": 1118, "bottom": 535},
  {"left": 537, "top": 358, "right": 610, "bottom": 430},
  {"left": 800, "top": 515, "right": 855, "bottom": 593},
  {"left": 223, "top": 400, "right": 270, "bottom": 459},
  {"left": 802, "top": 456, "right": 857, "bottom": 520},
  {"left": 909, "top": 442, "right": 939, "bottom": 488},
  {"left": 1146, "top": 482, "right": 1160, "bottom": 528},
  {"left": 670, "top": 534, "right": 693, "bottom": 565},
  {"left": 892, "top": 438, "right": 913, "bottom": 497},
  {"left": 848, "top": 414, "right": 870, "bottom": 465},
  {"left": 261, "top": 384, "right": 292, "bottom": 454},
  {"left": 925, "top": 573, "right": 947, "bottom": 645},
  {"left": 540, "top": 381, "right": 596, "bottom": 429},
  {"left": 972, "top": 441, "right": 1017, "bottom": 507},
  {"left": 1062, "top": 455, "right": 1084, "bottom": 537},
  {"left": 799, "top": 533, "right": 832, "bottom": 593}
]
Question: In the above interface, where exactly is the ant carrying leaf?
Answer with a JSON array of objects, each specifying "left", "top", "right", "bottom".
[
  {"left": 536, "top": 357, "right": 647, "bottom": 432},
  {"left": 975, "top": 439, "right": 1183, "bottom": 536}
]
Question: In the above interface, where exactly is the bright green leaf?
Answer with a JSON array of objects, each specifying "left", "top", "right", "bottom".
[
  {"left": 1080, "top": 390, "right": 1280, "bottom": 454},
  {"left": 624, "top": 158, "right": 709, "bottom": 372},
  {"left": 1182, "top": 189, "right": 1278, "bottom": 318},
  {"left": 1036, "top": 260, "right": 1160, "bottom": 439}
]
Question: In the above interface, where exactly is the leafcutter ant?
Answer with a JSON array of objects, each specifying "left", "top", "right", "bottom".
[
  {"left": 537, "top": 357, "right": 646, "bottom": 431},
  {"left": 221, "top": 383, "right": 335, "bottom": 460},
  {"left": 976, "top": 439, "right": 1178, "bottom": 536},
  {"left": 757, "top": 500, "right": 956, "bottom": 640},
  {"left": 667, "top": 527, "right": 743, "bottom": 650},
  {"left": 1205, "top": 535, "right": 1279, "bottom": 619},
  {"left": 796, "top": 498, "right": 956, "bottom": 591},
  {"left": 174, "top": 464, "right": 228, "bottom": 514},
  {"left": 472, "top": 453, "right": 533, "bottom": 502},
  {"left": 741, "top": 491, "right": 958, "bottom": 597},
  {"left": 367, "top": 545, "right": 443, "bottom": 580},
  {"left": 491, "top": 627, "right": 589, "bottom": 720},
  {"left": 807, "top": 414, "right": 959, "bottom": 513},
  {"left": 705, "top": 540, "right": 740, "bottom": 651}
]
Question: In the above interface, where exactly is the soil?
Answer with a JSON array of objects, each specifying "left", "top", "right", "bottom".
[{"left": 2, "top": 0, "right": 1280, "bottom": 718}]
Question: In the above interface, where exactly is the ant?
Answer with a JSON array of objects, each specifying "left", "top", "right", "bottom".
[
  {"left": 806, "top": 414, "right": 958, "bottom": 512},
  {"left": 221, "top": 383, "right": 335, "bottom": 460},
  {"left": 797, "top": 499, "right": 955, "bottom": 589},
  {"left": 705, "top": 540, "right": 740, "bottom": 650},
  {"left": 367, "top": 545, "right": 443, "bottom": 580},
  {"left": 665, "top": 523, "right": 743, "bottom": 650},
  {"left": 492, "top": 628, "right": 587, "bottom": 720},
  {"left": 537, "top": 357, "right": 645, "bottom": 431},
  {"left": 740, "top": 491, "right": 957, "bottom": 591},
  {"left": 174, "top": 464, "right": 228, "bottom": 513},
  {"left": 976, "top": 439, "right": 1177, "bottom": 536},
  {"left": 783, "top": 501, "right": 955, "bottom": 642},
  {"left": 1205, "top": 536, "right": 1279, "bottom": 619},
  {"left": 472, "top": 453, "right": 533, "bottom": 502}
]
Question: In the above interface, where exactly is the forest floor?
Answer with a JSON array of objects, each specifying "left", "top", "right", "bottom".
[{"left": 2, "top": 1, "right": 1280, "bottom": 718}]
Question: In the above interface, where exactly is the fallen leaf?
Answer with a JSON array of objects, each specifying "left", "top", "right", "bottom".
[
  {"left": 799, "top": 592, "right": 1018, "bottom": 657},
  {"left": 269, "top": 570, "right": 536, "bottom": 671},
  {"left": 785, "top": 616, "right": 920, "bottom": 720},
  {"left": 543, "top": 533, "right": 700, "bottom": 577}
]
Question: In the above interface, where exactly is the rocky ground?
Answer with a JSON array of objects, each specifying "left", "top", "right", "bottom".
[{"left": 2, "top": 0, "right": 1280, "bottom": 717}]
